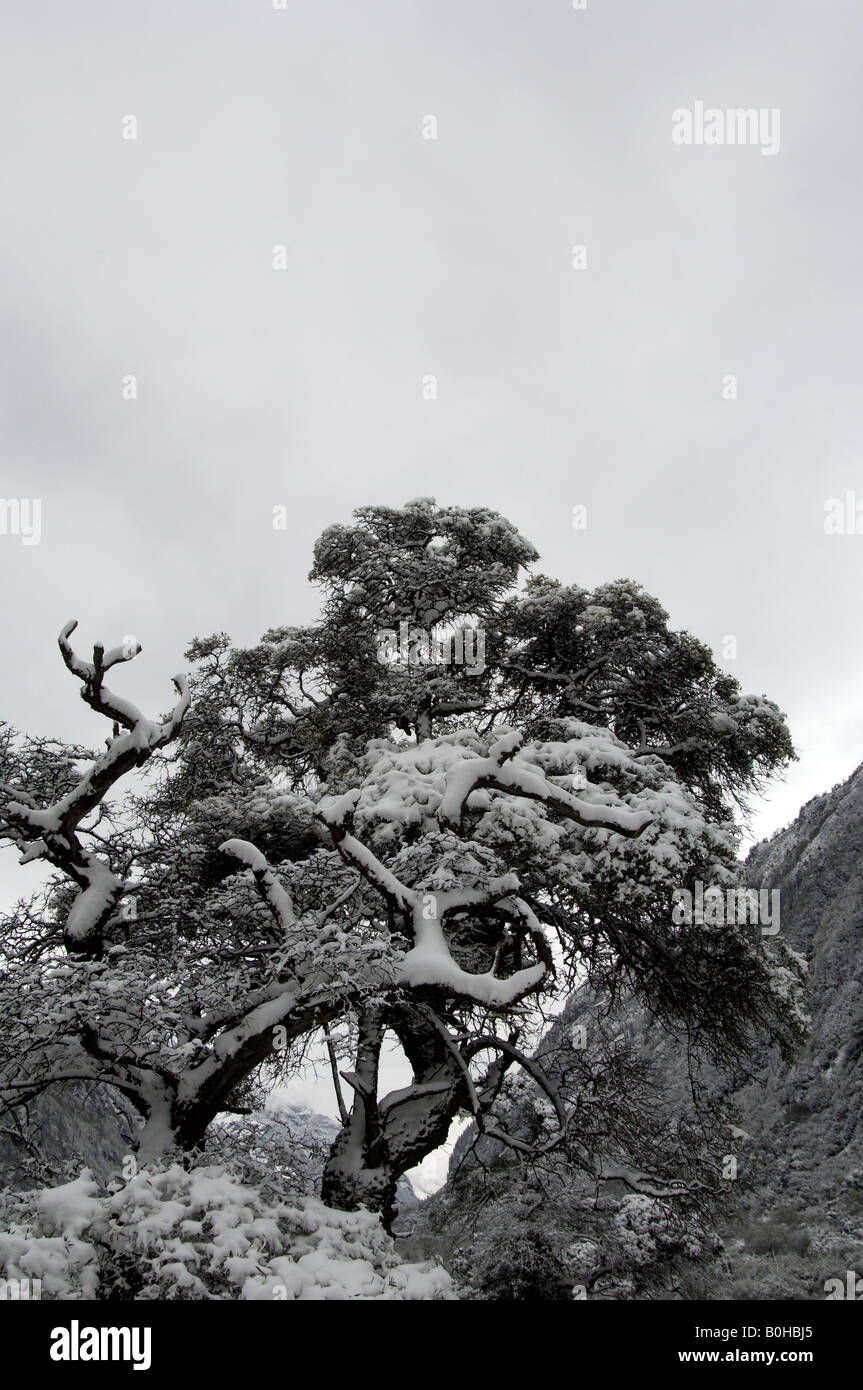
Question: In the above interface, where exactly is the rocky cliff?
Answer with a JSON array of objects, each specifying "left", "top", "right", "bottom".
[{"left": 0, "top": 1083, "right": 137, "bottom": 1189}]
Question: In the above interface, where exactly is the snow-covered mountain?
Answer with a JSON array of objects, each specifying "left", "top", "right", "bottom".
[{"left": 732, "top": 767, "right": 863, "bottom": 1200}]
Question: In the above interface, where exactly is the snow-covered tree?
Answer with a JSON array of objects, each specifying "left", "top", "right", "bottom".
[{"left": 0, "top": 500, "right": 804, "bottom": 1228}]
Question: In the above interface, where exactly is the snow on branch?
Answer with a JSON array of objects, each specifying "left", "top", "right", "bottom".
[
  {"left": 219, "top": 838, "right": 297, "bottom": 929},
  {"left": 315, "top": 801, "right": 418, "bottom": 914},
  {"left": 58, "top": 620, "right": 146, "bottom": 731},
  {"left": 0, "top": 621, "right": 191, "bottom": 954},
  {"left": 437, "top": 728, "right": 651, "bottom": 835},
  {"left": 592, "top": 1161, "right": 693, "bottom": 1200},
  {"left": 314, "top": 724, "right": 653, "bottom": 1008},
  {"left": 7, "top": 622, "right": 190, "bottom": 842},
  {"left": 399, "top": 897, "right": 546, "bottom": 1006},
  {"left": 317, "top": 797, "right": 551, "bottom": 1006},
  {"left": 315, "top": 751, "right": 577, "bottom": 1007}
]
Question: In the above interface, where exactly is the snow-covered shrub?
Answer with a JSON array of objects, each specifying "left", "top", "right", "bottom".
[
  {"left": 0, "top": 1165, "right": 455, "bottom": 1301},
  {"left": 613, "top": 1193, "right": 712, "bottom": 1268}
]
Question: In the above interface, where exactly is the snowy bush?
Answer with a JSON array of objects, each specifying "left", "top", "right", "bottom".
[
  {"left": 613, "top": 1193, "right": 709, "bottom": 1268},
  {"left": 0, "top": 1165, "right": 455, "bottom": 1301}
]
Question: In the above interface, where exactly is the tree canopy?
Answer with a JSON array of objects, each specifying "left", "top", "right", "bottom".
[{"left": 0, "top": 499, "right": 804, "bottom": 1227}]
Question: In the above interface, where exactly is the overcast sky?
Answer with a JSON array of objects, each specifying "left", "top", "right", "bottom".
[{"left": 2, "top": 2, "right": 862, "bottom": 1168}]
